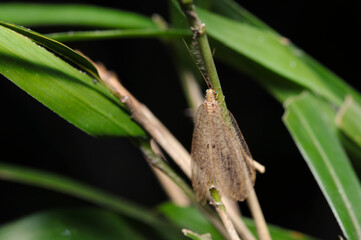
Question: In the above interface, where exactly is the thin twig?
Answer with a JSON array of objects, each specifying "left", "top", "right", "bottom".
[
  {"left": 149, "top": 139, "right": 191, "bottom": 206},
  {"left": 152, "top": 167, "right": 190, "bottom": 206},
  {"left": 223, "top": 198, "right": 256, "bottom": 240},
  {"left": 134, "top": 138, "right": 231, "bottom": 239},
  {"left": 247, "top": 188, "right": 272, "bottom": 240},
  {"left": 210, "top": 187, "right": 240, "bottom": 240}
]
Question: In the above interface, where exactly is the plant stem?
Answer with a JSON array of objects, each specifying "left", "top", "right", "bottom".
[
  {"left": 247, "top": 189, "right": 272, "bottom": 240},
  {"left": 176, "top": 0, "right": 226, "bottom": 112},
  {"left": 134, "top": 138, "right": 230, "bottom": 239},
  {"left": 135, "top": 138, "right": 195, "bottom": 201},
  {"left": 210, "top": 187, "right": 240, "bottom": 240},
  {"left": 175, "top": 1, "right": 271, "bottom": 239}
]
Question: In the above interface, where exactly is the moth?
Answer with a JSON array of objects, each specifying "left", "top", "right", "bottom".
[{"left": 191, "top": 89, "right": 256, "bottom": 204}]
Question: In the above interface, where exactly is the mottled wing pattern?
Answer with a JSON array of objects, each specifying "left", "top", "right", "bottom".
[
  {"left": 228, "top": 111, "right": 256, "bottom": 184},
  {"left": 191, "top": 104, "right": 213, "bottom": 204},
  {"left": 210, "top": 106, "right": 254, "bottom": 201}
]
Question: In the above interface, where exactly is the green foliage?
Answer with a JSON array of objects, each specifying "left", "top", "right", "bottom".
[
  {"left": 1, "top": 1, "right": 361, "bottom": 239},
  {"left": 0, "top": 21, "right": 101, "bottom": 82},
  {"left": 0, "top": 162, "right": 181, "bottom": 240},
  {"left": 283, "top": 93, "right": 361, "bottom": 239},
  {"left": 45, "top": 29, "right": 190, "bottom": 42},
  {"left": 159, "top": 203, "right": 317, "bottom": 240},
  {"left": 0, "top": 208, "right": 146, "bottom": 240},
  {"left": 0, "top": 23, "right": 144, "bottom": 137},
  {"left": 0, "top": 3, "right": 156, "bottom": 29},
  {"left": 336, "top": 97, "right": 361, "bottom": 149}
]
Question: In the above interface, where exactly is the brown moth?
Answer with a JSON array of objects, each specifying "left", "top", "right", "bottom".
[{"left": 191, "top": 89, "right": 256, "bottom": 204}]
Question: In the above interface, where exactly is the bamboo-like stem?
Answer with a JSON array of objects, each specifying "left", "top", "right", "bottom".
[
  {"left": 223, "top": 197, "right": 256, "bottom": 240},
  {"left": 134, "top": 138, "right": 194, "bottom": 200},
  {"left": 150, "top": 139, "right": 190, "bottom": 206},
  {"left": 210, "top": 187, "right": 240, "bottom": 240},
  {"left": 152, "top": 167, "right": 190, "bottom": 206},
  {"left": 247, "top": 189, "right": 272, "bottom": 240},
  {"left": 176, "top": 0, "right": 226, "bottom": 112},
  {"left": 134, "top": 138, "right": 231, "bottom": 239},
  {"left": 175, "top": 1, "right": 270, "bottom": 239}
]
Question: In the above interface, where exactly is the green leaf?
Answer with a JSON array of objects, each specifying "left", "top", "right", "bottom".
[
  {"left": 45, "top": 28, "right": 190, "bottom": 42},
  {"left": 0, "top": 162, "right": 157, "bottom": 226},
  {"left": 0, "top": 3, "right": 157, "bottom": 29},
  {"left": 196, "top": 0, "right": 272, "bottom": 30},
  {"left": 0, "top": 208, "right": 146, "bottom": 240},
  {"left": 0, "top": 24, "right": 144, "bottom": 136},
  {"left": 336, "top": 96, "right": 361, "bottom": 149},
  {"left": 0, "top": 162, "right": 179, "bottom": 240},
  {"left": 196, "top": 8, "right": 361, "bottom": 106},
  {"left": 338, "top": 132, "right": 361, "bottom": 178},
  {"left": 283, "top": 92, "right": 361, "bottom": 240},
  {"left": 159, "top": 202, "right": 224, "bottom": 240},
  {"left": 0, "top": 21, "right": 101, "bottom": 82},
  {"left": 159, "top": 202, "right": 317, "bottom": 240}
]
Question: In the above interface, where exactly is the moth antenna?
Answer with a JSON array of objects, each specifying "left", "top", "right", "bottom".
[{"left": 181, "top": 38, "right": 213, "bottom": 90}]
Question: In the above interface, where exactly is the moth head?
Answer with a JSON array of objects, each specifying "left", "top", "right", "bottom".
[{"left": 205, "top": 89, "right": 217, "bottom": 101}]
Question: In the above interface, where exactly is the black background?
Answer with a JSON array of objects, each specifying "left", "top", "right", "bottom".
[{"left": 1, "top": 1, "right": 361, "bottom": 239}]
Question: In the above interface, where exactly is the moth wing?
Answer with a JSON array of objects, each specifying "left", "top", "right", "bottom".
[
  {"left": 211, "top": 108, "right": 254, "bottom": 202},
  {"left": 191, "top": 104, "right": 213, "bottom": 204},
  {"left": 228, "top": 111, "right": 256, "bottom": 184}
]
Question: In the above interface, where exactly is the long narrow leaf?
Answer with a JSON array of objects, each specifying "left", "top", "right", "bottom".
[
  {"left": 196, "top": 8, "right": 361, "bottom": 106},
  {"left": 45, "top": 29, "right": 190, "bottom": 42},
  {"left": 0, "top": 162, "right": 178, "bottom": 240},
  {"left": 0, "top": 21, "right": 101, "bottom": 82},
  {"left": 0, "top": 3, "right": 157, "bottom": 29},
  {"left": 196, "top": 0, "right": 272, "bottom": 30},
  {"left": 0, "top": 24, "right": 144, "bottom": 136},
  {"left": 0, "top": 208, "right": 146, "bottom": 240},
  {"left": 283, "top": 92, "right": 361, "bottom": 239},
  {"left": 0, "top": 162, "right": 156, "bottom": 225}
]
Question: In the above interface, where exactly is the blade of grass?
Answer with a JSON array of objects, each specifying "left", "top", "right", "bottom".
[
  {"left": 195, "top": 8, "right": 361, "bottom": 107},
  {"left": 0, "top": 162, "right": 179, "bottom": 239},
  {"left": 283, "top": 92, "right": 361, "bottom": 240},
  {"left": 195, "top": 0, "right": 272, "bottom": 30},
  {"left": 0, "top": 3, "right": 157, "bottom": 29},
  {"left": 0, "top": 208, "right": 146, "bottom": 240},
  {"left": 338, "top": 132, "right": 361, "bottom": 178},
  {"left": 0, "top": 21, "right": 101, "bottom": 82},
  {"left": 0, "top": 24, "right": 144, "bottom": 137},
  {"left": 45, "top": 28, "right": 190, "bottom": 42}
]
